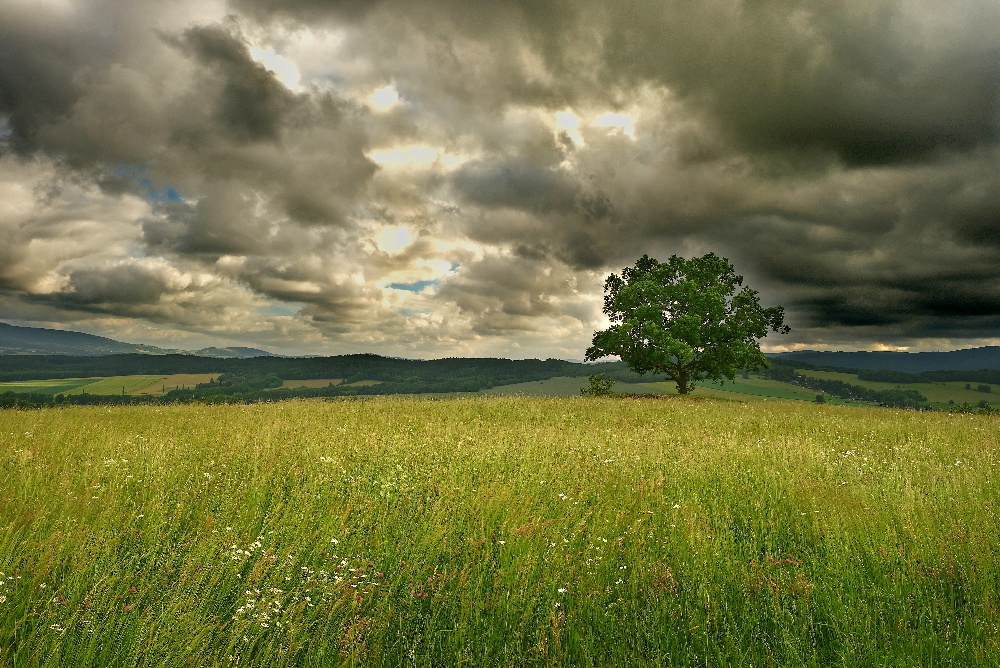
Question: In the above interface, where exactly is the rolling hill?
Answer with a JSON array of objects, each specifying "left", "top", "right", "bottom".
[
  {"left": 768, "top": 347, "right": 1000, "bottom": 372},
  {"left": 0, "top": 322, "right": 273, "bottom": 358}
]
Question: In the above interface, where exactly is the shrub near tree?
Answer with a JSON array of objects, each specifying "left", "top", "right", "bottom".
[
  {"left": 580, "top": 373, "right": 617, "bottom": 397},
  {"left": 586, "top": 254, "right": 789, "bottom": 394}
]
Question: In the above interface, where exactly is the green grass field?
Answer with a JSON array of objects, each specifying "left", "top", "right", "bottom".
[
  {"left": 0, "top": 378, "right": 100, "bottom": 395},
  {"left": 482, "top": 374, "right": 839, "bottom": 403},
  {"left": 798, "top": 370, "right": 997, "bottom": 408},
  {"left": 1, "top": 397, "right": 997, "bottom": 666}
]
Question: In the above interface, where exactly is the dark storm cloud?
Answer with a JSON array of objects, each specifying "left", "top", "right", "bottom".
[
  {"left": 0, "top": 3, "right": 97, "bottom": 156},
  {"left": 52, "top": 263, "right": 174, "bottom": 307},
  {"left": 233, "top": 0, "right": 1000, "bottom": 166},
  {"left": 170, "top": 23, "right": 296, "bottom": 143},
  {"left": 596, "top": 0, "right": 1000, "bottom": 166},
  {"left": 142, "top": 183, "right": 272, "bottom": 256},
  {"left": 452, "top": 161, "right": 579, "bottom": 214}
]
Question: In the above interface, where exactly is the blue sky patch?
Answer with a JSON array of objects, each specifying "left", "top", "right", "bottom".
[
  {"left": 113, "top": 165, "right": 184, "bottom": 203},
  {"left": 388, "top": 279, "right": 439, "bottom": 293}
]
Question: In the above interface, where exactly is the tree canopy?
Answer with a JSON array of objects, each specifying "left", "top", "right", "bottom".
[{"left": 585, "top": 253, "right": 789, "bottom": 394}]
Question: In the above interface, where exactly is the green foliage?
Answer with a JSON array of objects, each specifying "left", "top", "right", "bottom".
[
  {"left": 977, "top": 384, "right": 992, "bottom": 393},
  {"left": 586, "top": 254, "right": 788, "bottom": 394},
  {"left": 579, "top": 373, "right": 617, "bottom": 397}
]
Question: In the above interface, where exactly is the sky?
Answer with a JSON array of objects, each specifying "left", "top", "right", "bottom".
[{"left": 1, "top": 0, "right": 999, "bottom": 358}]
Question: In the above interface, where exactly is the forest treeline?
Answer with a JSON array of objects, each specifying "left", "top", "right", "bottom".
[{"left": 0, "top": 353, "right": 625, "bottom": 384}]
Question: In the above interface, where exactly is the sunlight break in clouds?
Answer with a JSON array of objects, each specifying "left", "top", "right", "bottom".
[
  {"left": 367, "top": 145, "right": 468, "bottom": 171},
  {"left": 593, "top": 112, "right": 636, "bottom": 139},
  {"left": 249, "top": 46, "right": 302, "bottom": 91},
  {"left": 554, "top": 110, "right": 585, "bottom": 146},
  {"left": 368, "top": 84, "right": 401, "bottom": 112},
  {"left": 375, "top": 226, "right": 415, "bottom": 254}
]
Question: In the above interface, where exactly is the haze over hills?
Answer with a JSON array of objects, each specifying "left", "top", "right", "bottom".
[
  {"left": 768, "top": 348, "right": 1000, "bottom": 373},
  {"left": 5, "top": 321, "right": 1000, "bottom": 372},
  {"left": 0, "top": 323, "right": 274, "bottom": 358}
]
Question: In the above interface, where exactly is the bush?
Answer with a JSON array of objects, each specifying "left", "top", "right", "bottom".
[{"left": 580, "top": 374, "right": 617, "bottom": 397}]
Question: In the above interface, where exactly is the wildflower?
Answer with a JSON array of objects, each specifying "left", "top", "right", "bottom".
[{"left": 557, "top": 588, "right": 567, "bottom": 594}]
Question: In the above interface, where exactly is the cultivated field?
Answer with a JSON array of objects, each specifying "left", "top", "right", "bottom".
[
  {"left": 0, "top": 378, "right": 99, "bottom": 395},
  {"left": 0, "top": 374, "right": 221, "bottom": 397},
  {"left": 128, "top": 374, "right": 221, "bottom": 395},
  {"left": 0, "top": 397, "right": 997, "bottom": 666},
  {"left": 61, "top": 375, "right": 164, "bottom": 396}
]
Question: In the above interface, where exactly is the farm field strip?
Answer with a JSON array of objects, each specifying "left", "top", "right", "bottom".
[
  {"left": 0, "top": 377, "right": 100, "bottom": 395},
  {"left": 1, "top": 397, "right": 996, "bottom": 666},
  {"left": 130, "top": 373, "right": 221, "bottom": 395},
  {"left": 62, "top": 375, "right": 165, "bottom": 396}
]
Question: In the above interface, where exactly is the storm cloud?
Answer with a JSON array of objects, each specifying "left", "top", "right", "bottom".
[{"left": 1, "top": 0, "right": 999, "bottom": 356}]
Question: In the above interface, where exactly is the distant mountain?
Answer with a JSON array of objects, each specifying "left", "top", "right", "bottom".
[
  {"left": 768, "top": 347, "right": 1000, "bottom": 372},
  {"left": 0, "top": 323, "right": 274, "bottom": 358},
  {"left": 193, "top": 346, "right": 276, "bottom": 358}
]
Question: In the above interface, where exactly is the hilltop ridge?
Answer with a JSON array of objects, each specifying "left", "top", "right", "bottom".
[
  {"left": 768, "top": 347, "right": 1000, "bottom": 372},
  {"left": 0, "top": 323, "right": 273, "bottom": 358}
]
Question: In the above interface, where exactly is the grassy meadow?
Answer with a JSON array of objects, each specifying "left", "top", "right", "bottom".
[
  {"left": 481, "top": 375, "right": 848, "bottom": 404},
  {"left": 0, "top": 397, "right": 998, "bottom": 666}
]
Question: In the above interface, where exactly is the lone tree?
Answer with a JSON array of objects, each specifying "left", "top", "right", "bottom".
[{"left": 585, "top": 253, "right": 789, "bottom": 394}]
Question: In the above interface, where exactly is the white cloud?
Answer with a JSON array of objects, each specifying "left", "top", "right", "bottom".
[
  {"left": 367, "top": 84, "right": 401, "bottom": 112},
  {"left": 249, "top": 46, "right": 302, "bottom": 91}
]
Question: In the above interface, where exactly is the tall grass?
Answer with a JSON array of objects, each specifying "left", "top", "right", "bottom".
[{"left": 0, "top": 397, "right": 997, "bottom": 666}]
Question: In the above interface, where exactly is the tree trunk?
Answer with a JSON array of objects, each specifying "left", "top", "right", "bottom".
[{"left": 676, "top": 368, "right": 689, "bottom": 394}]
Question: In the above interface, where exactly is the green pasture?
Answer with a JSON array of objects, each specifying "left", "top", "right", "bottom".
[
  {"left": 695, "top": 376, "right": 836, "bottom": 402},
  {"left": 1, "top": 397, "right": 997, "bottom": 666},
  {"left": 798, "top": 369, "right": 996, "bottom": 407},
  {"left": 483, "top": 374, "right": 834, "bottom": 403},
  {"left": 479, "top": 376, "right": 660, "bottom": 397},
  {"left": 0, "top": 378, "right": 99, "bottom": 395}
]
